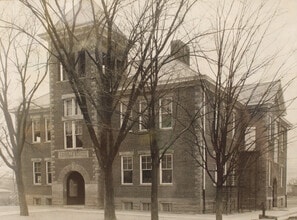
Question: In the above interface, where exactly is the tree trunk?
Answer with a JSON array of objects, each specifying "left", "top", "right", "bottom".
[
  {"left": 151, "top": 152, "right": 159, "bottom": 220},
  {"left": 104, "top": 163, "right": 116, "bottom": 220},
  {"left": 15, "top": 161, "right": 29, "bottom": 216},
  {"left": 216, "top": 186, "right": 223, "bottom": 220}
]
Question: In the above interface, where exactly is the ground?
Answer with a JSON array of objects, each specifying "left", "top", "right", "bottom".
[{"left": 1, "top": 196, "right": 297, "bottom": 220}]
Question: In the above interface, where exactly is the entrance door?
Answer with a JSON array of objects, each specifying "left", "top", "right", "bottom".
[
  {"left": 67, "top": 171, "right": 85, "bottom": 205},
  {"left": 272, "top": 178, "right": 277, "bottom": 207}
]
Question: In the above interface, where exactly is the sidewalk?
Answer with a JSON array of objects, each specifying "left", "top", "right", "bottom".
[{"left": 1, "top": 205, "right": 297, "bottom": 220}]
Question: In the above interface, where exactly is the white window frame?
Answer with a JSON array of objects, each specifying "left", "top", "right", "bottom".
[
  {"left": 63, "top": 98, "right": 81, "bottom": 117},
  {"left": 160, "top": 154, "right": 173, "bottom": 185},
  {"left": 274, "top": 120, "right": 279, "bottom": 162},
  {"left": 140, "top": 155, "right": 152, "bottom": 185},
  {"left": 268, "top": 115, "right": 273, "bottom": 141},
  {"left": 64, "top": 120, "right": 83, "bottom": 149},
  {"left": 121, "top": 156, "right": 133, "bottom": 185},
  {"left": 245, "top": 126, "right": 256, "bottom": 151},
  {"left": 159, "top": 97, "right": 173, "bottom": 129},
  {"left": 59, "top": 61, "right": 67, "bottom": 81},
  {"left": 280, "top": 166, "right": 284, "bottom": 188},
  {"left": 232, "top": 111, "right": 236, "bottom": 137},
  {"left": 120, "top": 101, "right": 133, "bottom": 131},
  {"left": 32, "top": 119, "right": 41, "bottom": 143},
  {"left": 45, "top": 118, "right": 51, "bottom": 142},
  {"left": 139, "top": 99, "right": 148, "bottom": 131},
  {"left": 33, "top": 160, "right": 42, "bottom": 185},
  {"left": 268, "top": 160, "right": 272, "bottom": 187},
  {"left": 46, "top": 161, "right": 52, "bottom": 185}
]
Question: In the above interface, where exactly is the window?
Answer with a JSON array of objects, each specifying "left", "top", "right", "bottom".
[
  {"left": 280, "top": 127, "right": 286, "bottom": 152},
  {"left": 64, "top": 98, "right": 81, "bottom": 117},
  {"left": 45, "top": 118, "right": 51, "bottom": 142},
  {"left": 46, "top": 198, "right": 52, "bottom": 205},
  {"left": 121, "top": 156, "right": 133, "bottom": 184},
  {"left": 64, "top": 120, "right": 83, "bottom": 149},
  {"left": 230, "top": 168, "right": 236, "bottom": 186},
  {"left": 232, "top": 111, "right": 236, "bottom": 137},
  {"left": 142, "top": 202, "right": 151, "bottom": 211},
  {"left": 139, "top": 99, "right": 148, "bottom": 131},
  {"left": 59, "top": 61, "right": 67, "bottom": 81},
  {"left": 122, "top": 202, "right": 133, "bottom": 210},
  {"left": 159, "top": 98, "right": 172, "bottom": 129},
  {"left": 32, "top": 119, "right": 41, "bottom": 143},
  {"left": 245, "top": 127, "right": 256, "bottom": 151},
  {"left": 280, "top": 166, "right": 284, "bottom": 188},
  {"left": 161, "top": 203, "right": 172, "bottom": 212},
  {"left": 120, "top": 101, "right": 133, "bottom": 130},
  {"left": 77, "top": 50, "right": 86, "bottom": 77},
  {"left": 268, "top": 115, "right": 273, "bottom": 141},
  {"left": 46, "top": 161, "right": 52, "bottom": 185},
  {"left": 33, "top": 198, "right": 41, "bottom": 205},
  {"left": 33, "top": 161, "right": 42, "bottom": 185},
  {"left": 274, "top": 121, "right": 279, "bottom": 162},
  {"left": 268, "top": 161, "right": 272, "bottom": 187},
  {"left": 160, "top": 154, "right": 173, "bottom": 184},
  {"left": 141, "top": 155, "right": 152, "bottom": 184}
]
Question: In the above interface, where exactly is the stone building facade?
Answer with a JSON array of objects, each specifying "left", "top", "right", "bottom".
[{"left": 21, "top": 1, "right": 289, "bottom": 214}]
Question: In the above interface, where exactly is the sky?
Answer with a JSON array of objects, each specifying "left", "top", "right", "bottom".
[{"left": 0, "top": 0, "right": 297, "bottom": 181}]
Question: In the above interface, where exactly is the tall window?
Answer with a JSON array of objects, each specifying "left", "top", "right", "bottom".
[
  {"left": 120, "top": 101, "right": 133, "bottom": 130},
  {"left": 121, "top": 156, "right": 133, "bottom": 184},
  {"left": 268, "top": 161, "right": 272, "bottom": 187},
  {"left": 274, "top": 121, "right": 279, "bottom": 162},
  {"left": 159, "top": 97, "right": 173, "bottom": 129},
  {"left": 232, "top": 111, "right": 236, "bottom": 137},
  {"left": 280, "top": 166, "right": 284, "bottom": 188},
  {"left": 245, "top": 127, "right": 256, "bottom": 151},
  {"left": 63, "top": 97, "right": 83, "bottom": 149},
  {"left": 59, "top": 61, "right": 67, "bottom": 81},
  {"left": 32, "top": 119, "right": 41, "bottom": 143},
  {"left": 268, "top": 115, "right": 273, "bottom": 141},
  {"left": 33, "top": 161, "right": 42, "bottom": 185},
  {"left": 139, "top": 100, "right": 148, "bottom": 131},
  {"left": 46, "top": 161, "right": 52, "bottom": 185},
  {"left": 160, "top": 154, "right": 173, "bottom": 184},
  {"left": 77, "top": 50, "right": 86, "bottom": 77},
  {"left": 64, "top": 98, "right": 81, "bottom": 117},
  {"left": 140, "top": 155, "right": 152, "bottom": 184},
  {"left": 64, "top": 120, "right": 83, "bottom": 149},
  {"left": 45, "top": 118, "right": 51, "bottom": 142}
]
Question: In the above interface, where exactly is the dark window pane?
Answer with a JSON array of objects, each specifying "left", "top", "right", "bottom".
[
  {"left": 142, "top": 170, "right": 152, "bottom": 183},
  {"left": 124, "top": 171, "right": 132, "bottom": 184},
  {"left": 162, "top": 170, "right": 172, "bottom": 183}
]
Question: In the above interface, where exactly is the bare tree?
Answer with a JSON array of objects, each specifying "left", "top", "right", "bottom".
[
  {"left": 0, "top": 20, "right": 47, "bottom": 215},
  {"left": 16, "top": 0, "right": 196, "bottom": 219},
  {"left": 188, "top": 1, "right": 292, "bottom": 220}
]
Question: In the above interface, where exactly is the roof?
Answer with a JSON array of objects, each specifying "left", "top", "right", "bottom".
[
  {"left": 239, "top": 80, "right": 286, "bottom": 114},
  {"left": 56, "top": 0, "right": 104, "bottom": 29},
  {"left": 54, "top": 0, "right": 124, "bottom": 36},
  {"left": 30, "top": 93, "right": 50, "bottom": 110}
]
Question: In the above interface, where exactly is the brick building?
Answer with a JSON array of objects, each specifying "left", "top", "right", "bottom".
[{"left": 21, "top": 1, "right": 289, "bottom": 214}]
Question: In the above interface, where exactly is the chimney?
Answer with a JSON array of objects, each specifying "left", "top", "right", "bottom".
[{"left": 171, "top": 40, "right": 190, "bottom": 65}]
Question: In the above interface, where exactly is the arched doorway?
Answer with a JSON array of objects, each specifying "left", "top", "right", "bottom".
[
  {"left": 66, "top": 171, "right": 85, "bottom": 205},
  {"left": 272, "top": 178, "right": 277, "bottom": 207}
]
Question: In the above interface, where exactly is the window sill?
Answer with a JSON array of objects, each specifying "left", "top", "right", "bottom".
[
  {"left": 64, "top": 147, "right": 83, "bottom": 150},
  {"left": 159, "top": 127, "right": 173, "bottom": 130},
  {"left": 160, "top": 183, "right": 173, "bottom": 186}
]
